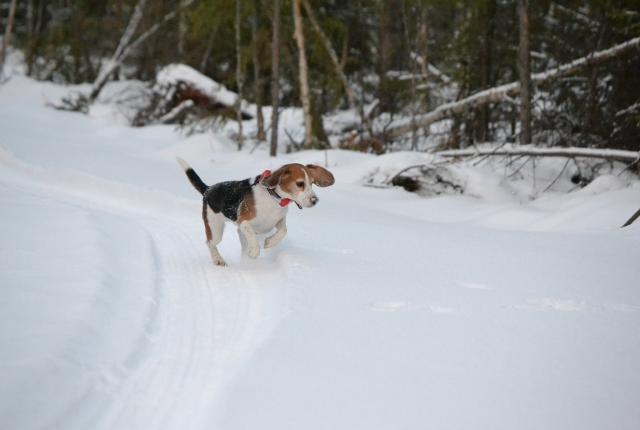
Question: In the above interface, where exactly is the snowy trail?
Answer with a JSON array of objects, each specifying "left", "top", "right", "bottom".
[
  {"left": 0, "top": 149, "right": 289, "bottom": 429},
  {"left": 2, "top": 144, "right": 640, "bottom": 429}
]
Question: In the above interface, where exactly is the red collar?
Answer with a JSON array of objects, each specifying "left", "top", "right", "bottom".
[
  {"left": 258, "top": 170, "right": 292, "bottom": 207},
  {"left": 258, "top": 169, "right": 272, "bottom": 182}
]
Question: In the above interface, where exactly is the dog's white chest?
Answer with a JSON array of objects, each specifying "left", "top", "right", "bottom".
[{"left": 250, "top": 187, "right": 288, "bottom": 234}]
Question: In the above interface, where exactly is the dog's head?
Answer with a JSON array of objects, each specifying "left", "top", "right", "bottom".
[{"left": 262, "top": 163, "right": 335, "bottom": 208}]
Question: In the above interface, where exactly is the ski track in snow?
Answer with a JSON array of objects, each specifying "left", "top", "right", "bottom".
[{"left": 0, "top": 148, "right": 288, "bottom": 429}]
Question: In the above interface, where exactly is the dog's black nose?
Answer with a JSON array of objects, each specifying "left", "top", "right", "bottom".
[{"left": 310, "top": 196, "right": 319, "bottom": 206}]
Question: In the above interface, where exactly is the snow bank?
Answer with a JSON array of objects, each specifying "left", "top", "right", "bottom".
[{"left": 358, "top": 143, "right": 637, "bottom": 206}]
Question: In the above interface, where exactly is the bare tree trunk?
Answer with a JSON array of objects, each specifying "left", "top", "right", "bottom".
[
  {"left": 300, "top": 0, "right": 372, "bottom": 138},
  {"left": 0, "top": 0, "right": 19, "bottom": 79},
  {"left": 177, "top": 8, "right": 186, "bottom": 59},
  {"left": 584, "top": 20, "right": 607, "bottom": 136},
  {"left": 252, "top": 0, "right": 266, "bottom": 142},
  {"left": 518, "top": 0, "right": 532, "bottom": 145},
  {"left": 270, "top": 0, "right": 281, "bottom": 157},
  {"left": 27, "top": 0, "right": 44, "bottom": 77},
  {"left": 27, "top": 0, "right": 34, "bottom": 38},
  {"left": 384, "top": 36, "right": 640, "bottom": 141},
  {"left": 339, "top": 32, "right": 349, "bottom": 70},
  {"left": 90, "top": 0, "right": 148, "bottom": 101},
  {"left": 235, "top": 0, "right": 245, "bottom": 150},
  {"left": 401, "top": 0, "right": 418, "bottom": 150},
  {"left": 479, "top": 0, "right": 496, "bottom": 143},
  {"left": 199, "top": 32, "right": 216, "bottom": 71},
  {"left": 25, "top": 0, "right": 34, "bottom": 75},
  {"left": 35, "top": 0, "right": 44, "bottom": 34},
  {"left": 89, "top": 0, "right": 195, "bottom": 102},
  {"left": 377, "top": 1, "right": 393, "bottom": 113},
  {"left": 417, "top": 10, "right": 429, "bottom": 78},
  {"left": 292, "top": 0, "right": 313, "bottom": 147},
  {"left": 376, "top": 0, "right": 401, "bottom": 112}
]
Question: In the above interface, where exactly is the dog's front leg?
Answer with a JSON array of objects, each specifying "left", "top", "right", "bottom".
[
  {"left": 238, "top": 221, "right": 260, "bottom": 259},
  {"left": 264, "top": 218, "right": 287, "bottom": 249}
]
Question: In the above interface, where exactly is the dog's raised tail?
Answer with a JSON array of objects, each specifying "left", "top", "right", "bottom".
[{"left": 177, "top": 157, "right": 208, "bottom": 195}]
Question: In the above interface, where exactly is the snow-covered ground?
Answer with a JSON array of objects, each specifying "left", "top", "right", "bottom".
[{"left": 1, "top": 72, "right": 640, "bottom": 430}]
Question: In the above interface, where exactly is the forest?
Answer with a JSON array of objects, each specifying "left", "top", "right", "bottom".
[{"left": 2, "top": 0, "right": 639, "bottom": 156}]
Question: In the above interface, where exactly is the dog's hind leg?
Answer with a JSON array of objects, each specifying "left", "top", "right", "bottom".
[
  {"left": 203, "top": 203, "right": 226, "bottom": 266},
  {"left": 264, "top": 218, "right": 287, "bottom": 249}
]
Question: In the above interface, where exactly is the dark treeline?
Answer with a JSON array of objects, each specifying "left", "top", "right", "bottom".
[{"left": 4, "top": 0, "right": 640, "bottom": 152}]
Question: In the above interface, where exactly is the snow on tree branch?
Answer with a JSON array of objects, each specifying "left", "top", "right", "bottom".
[
  {"left": 435, "top": 145, "right": 640, "bottom": 164},
  {"left": 385, "top": 36, "right": 640, "bottom": 141}
]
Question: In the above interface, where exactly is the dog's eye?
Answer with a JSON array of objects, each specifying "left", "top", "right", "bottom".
[{"left": 296, "top": 181, "right": 305, "bottom": 189}]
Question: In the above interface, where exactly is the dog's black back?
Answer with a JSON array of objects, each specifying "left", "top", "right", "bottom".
[
  {"left": 204, "top": 178, "right": 254, "bottom": 221},
  {"left": 181, "top": 160, "right": 257, "bottom": 222}
]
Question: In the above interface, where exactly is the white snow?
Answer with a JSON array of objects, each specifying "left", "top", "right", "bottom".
[{"left": 1, "top": 73, "right": 640, "bottom": 430}]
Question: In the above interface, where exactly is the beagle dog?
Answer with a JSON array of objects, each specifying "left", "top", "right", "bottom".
[{"left": 177, "top": 158, "right": 335, "bottom": 266}]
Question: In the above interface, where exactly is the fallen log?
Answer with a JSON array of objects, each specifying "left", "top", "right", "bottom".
[
  {"left": 385, "top": 36, "right": 640, "bottom": 141},
  {"left": 435, "top": 146, "right": 640, "bottom": 164},
  {"left": 132, "top": 64, "right": 253, "bottom": 126}
]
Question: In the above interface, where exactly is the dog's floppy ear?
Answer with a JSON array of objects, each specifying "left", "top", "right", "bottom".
[
  {"left": 305, "top": 164, "right": 335, "bottom": 187},
  {"left": 262, "top": 166, "right": 290, "bottom": 188}
]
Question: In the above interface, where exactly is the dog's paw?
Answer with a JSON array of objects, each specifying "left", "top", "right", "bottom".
[
  {"left": 247, "top": 246, "right": 260, "bottom": 259},
  {"left": 264, "top": 236, "right": 278, "bottom": 249},
  {"left": 264, "top": 230, "right": 286, "bottom": 249},
  {"left": 213, "top": 257, "right": 227, "bottom": 266}
]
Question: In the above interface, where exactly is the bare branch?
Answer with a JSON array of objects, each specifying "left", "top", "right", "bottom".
[
  {"left": 622, "top": 208, "right": 640, "bottom": 228},
  {"left": 89, "top": 0, "right": 195, "bottom": 102},
  {"left": 543, "top": 157, "right": 572, "bottom": 192},
  {"left": 386, "top": 37, "right": 640, "bottom": 140}
]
